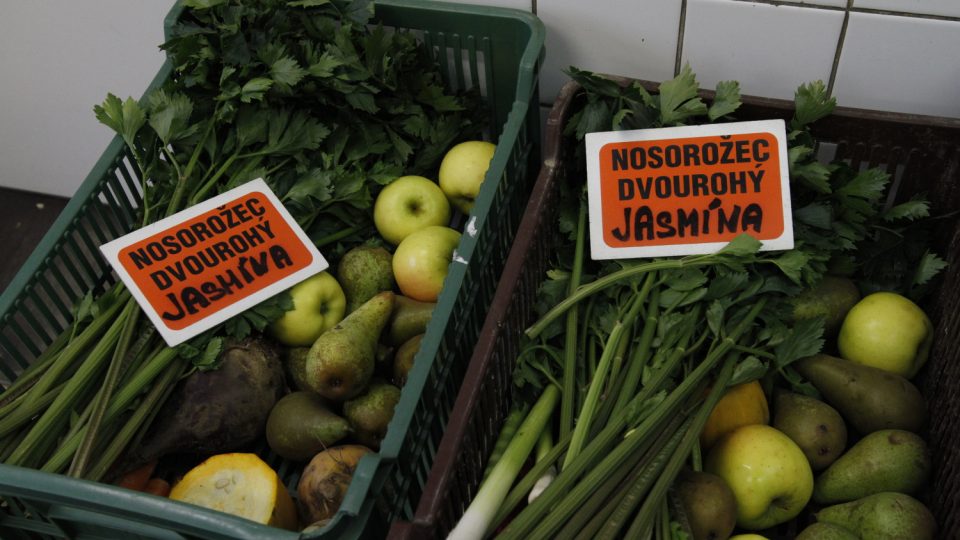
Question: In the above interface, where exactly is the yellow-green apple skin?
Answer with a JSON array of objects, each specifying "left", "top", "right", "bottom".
[
  {"left": 705, "top": 424, "right": 814, "bottom": 530},
  {"left": 837, "top": 291, "right": 933, "bottom": 379},
  {"left": 392, "top": 226, "right": 461, "bottom": 302},
  {"left": 374, "top": 175, "right": 451, "bottom": 246},
  {"left": 438, "top": 141, "right": 496, "bottom": 214},
  {"left": 729, "top": 535, "right": 770, "bottom": 540},
  {"left": 269, "top": 271, "right": 346, "bottom": 347}
]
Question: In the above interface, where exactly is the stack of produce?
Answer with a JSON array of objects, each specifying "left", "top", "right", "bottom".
[
  {"left": 0, "top": 0, "right": 497, "bottom": 533},
  {"left": 449, "top": 67, "right": 947, "bottom": 540}
]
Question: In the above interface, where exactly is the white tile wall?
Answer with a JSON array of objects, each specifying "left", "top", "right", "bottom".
[
  {"left": 537, "top": 0, "right": 682, "bottom": 103},
  {"left": 682, "top": 0, "right": 845, "bottom": 100},
  {"left": 833, "top": 12, "right": 960, "bottom": 117},
  {"left": 0, "top": 1, "right": 171, "bottom": 197},
  {"left": 3, "top": 0, "right": 960, "bottom": 196},
  {"left": 854, "top": 0, "right": 960, "bottom": 18}
]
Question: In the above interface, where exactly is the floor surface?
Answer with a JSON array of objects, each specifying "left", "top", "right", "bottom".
[{"left": 0, "top": 188, "right": 70, "bottom": 292}]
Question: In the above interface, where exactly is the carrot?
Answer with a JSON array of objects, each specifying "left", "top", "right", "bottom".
[
  {"left": 143, "top": 478, "right": 171, "bottom": 497},
  {"left": 115, "top": 459, "right": 157, "bottom": 492}
]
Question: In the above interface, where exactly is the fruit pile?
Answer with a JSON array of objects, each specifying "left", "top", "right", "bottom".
[
  {"left": 688, "top": 282, "right": 936, "bottom": 540},
  {"left": 158, "top": 140, "right": 497, "bottom": 530},
  {"left": 111, "top": 141, "right": 496, "bottom": 530}
]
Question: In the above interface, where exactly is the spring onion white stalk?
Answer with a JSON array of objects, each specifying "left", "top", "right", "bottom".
[
  {"left": 447, "top": 384, "right": 559, "bottom": 540},
  {"left": 527, "top": 428, "right": 556, "bottom": 503}
]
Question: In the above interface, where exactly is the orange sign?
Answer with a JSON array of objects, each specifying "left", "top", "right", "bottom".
[
  {"left": 585, "top": 120, "right": 793, "bottom": 259},
  {"left": 101, "top": 179, "right": 328, "bottom": 345}
]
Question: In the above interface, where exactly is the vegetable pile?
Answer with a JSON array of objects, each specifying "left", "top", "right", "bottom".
[
  {"left": 0, "top": 0, "right": 493, "bottom": 531},
  {"left": 449, "top": 67, "right": 948, "bottom": 540}
]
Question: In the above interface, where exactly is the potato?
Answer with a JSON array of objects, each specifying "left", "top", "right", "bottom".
[{"left": 297, "top": 445, "right": 372, "bottom": 524}]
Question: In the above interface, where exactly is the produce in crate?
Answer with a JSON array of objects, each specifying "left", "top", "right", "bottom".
[
  {"left": 439, "top": 140, "right": 497, "bottom": 214},
  {"left": 790, "top": 275, "right": 860, "bottom": 336},
  {"left": 392, "top": 225, "right": 463, "bottom": 302},
  {"left": 837, "top": 291, "right": 934, "bottom": 378},
  {"left": 795, "top": 522, "right": 858, "bottom": 539},
  {"left": 374, "top": 175, "right": 453, "bottom": 246},
  {"left": 269, "top": 271, "right": 347, "bottom": 347},
  {"left": 673, "top": 469, "right": 737, "bottom": 540},
  {"left": 305, "top": 291, "right": 395, "bottom": 401},
  {"left": 265, "top": 391, "right": 352, "bottom": 461},
  {"left": 297, "top": 444, "right": 373, "bottom": 525},
  {"left": 0, "top": 0, "right": 498, "bottom": 532},
  {"left": 700, "top": 380, "right": 770, "bottom": 451},
  {"left": 393, "top": 333, "right": 424, "bottom": 386},
  {"left": 814, "top": 491, "right": 936, "bottom": 540},
  {"left": 126, "top": 337, "right": 285, "bottom": 468},
  {"left": 705, "top": 424, "right": 814, "bottom": 530},
  {"left": 794, "top": 353, "right": 927, "bottom": 434},
  {"left": 337, "top": 245, "right": 396, "bottom": 314},
  {"left": 812, "top": 429, "right": 930, "bottom": 504},
  {"left": 386, "top": 295, "right": 436, "bottom": 346},
  {"left": 449, "top": 67, "right": 947, "bottom": 538},
  {"left": 168, "top": 452, "right": 297, "bottom": 530},
  {"left": 343, "top": 380, "right": 402, "bottom": 450},
  {"left": 771, "top": 391, "right": 848, "bottom": 471}
]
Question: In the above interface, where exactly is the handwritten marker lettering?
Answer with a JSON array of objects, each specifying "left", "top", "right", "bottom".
[{"left": 585, "top": 120, "right": 793, "bottom": 260}]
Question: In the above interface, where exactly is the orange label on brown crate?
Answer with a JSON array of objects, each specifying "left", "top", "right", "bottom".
[
  {"left": 585, "top": 120, "right": 793, "bottom": 259},
  {"left": 100, "top": 179, "right": 328, "bottom": 346}
]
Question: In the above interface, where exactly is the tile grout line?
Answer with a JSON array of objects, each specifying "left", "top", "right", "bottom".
[
  {"left": 727, "top": 0, "right": 960, "bottom": 22},
  {"left": 826, "top": 0, "right": 853, "bottom": 97},
  {"left": 675, "top": 0, "right": 689, "bottom": 76}
]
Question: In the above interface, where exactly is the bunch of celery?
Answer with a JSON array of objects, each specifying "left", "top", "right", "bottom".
[{"left": 450, "top": 66, "right": 945, "bottom": 540}]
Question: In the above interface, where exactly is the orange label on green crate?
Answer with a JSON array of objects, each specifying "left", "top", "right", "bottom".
[
  {"left": 585, "top": 120, "right": 793, "bottom": 259},
  {"left": 100, "top": 178, "right": 328, "bottom": 346}
]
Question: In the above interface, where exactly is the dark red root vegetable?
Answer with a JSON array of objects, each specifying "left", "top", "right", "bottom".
[{"left": 126, "top": 338, "right": 285, "bottom": 466}]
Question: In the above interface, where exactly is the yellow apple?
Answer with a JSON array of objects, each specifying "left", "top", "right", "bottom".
[
  {"left": 705, "top": 424, "right": 813, "bottom": 530},
  {"left": 729, "top": 535, "right": 770, "bottom": 540},
  {"left": 269, "top": 271, "right": 346, "bottom": 347},
  {"left": 374, "top": 175, "right": 451, "bottom": 245},
  {"left": 438, "top": 140, "right": 496, "bottom": 214},
  {"left": 392, "top": 225, "right": 461, "bottom": 302},
  {"left": 837, "top": 291, "right": 933, "bottom": 379}
]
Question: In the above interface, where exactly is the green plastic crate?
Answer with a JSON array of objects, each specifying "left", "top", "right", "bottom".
[{"left": 0, "top": 1, "right": 544, "bottom": 538}]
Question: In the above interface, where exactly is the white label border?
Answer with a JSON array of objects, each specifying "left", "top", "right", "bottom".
[{"left": 99, "top": 178, "right": 328, "bottom": 346}]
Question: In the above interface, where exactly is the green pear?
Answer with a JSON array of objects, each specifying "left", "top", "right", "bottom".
[
  {"left": 793, "top": 354, "right": 927, "bottom": 435},
  {"left": 337, "top": 246, "right": 395, "bottom": 314},
  {"left": 306, "top": 291, "right": 395, "bottom": 401},
  {"left": 266, "top": 391, "right": 352, "bottom": 461},
  {"left": 792, "top": 275, "right": 861, "bottom": 336},
  {"left": 344, "top": 381, "right": 402, "bottom": 450},
  {"left": 816, "top": 492, "right": 936, "bottom": 540},
  {"left": 386, "top": 295, "right": 435, "bottom": 346},
  {"left": 773, "top": 391, "right": 847, "bottom": 471},
  {"left": 393, "top": 333, "right": 423, "bottom": 387},
  {"left": 283, "top": 347, "right": 312, "bottom": 392},
  {"left": 673, "top": 469, "right": 737, "bottom": 540},
  {"left": 795, "top": 522, "right": 858, "bottom": 539},
  {"left": 813, "top": 429, "right": 930, "bottom": 504}
]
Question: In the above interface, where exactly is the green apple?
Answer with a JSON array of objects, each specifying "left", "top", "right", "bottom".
[
  {"left": 374, "top": 175, "right": 451, "bottom": 246},
  {"left": 837, "top": 291, "right": 933, "bottom": 379},
  {"left": 269, "top": 271, "right": 346, "bottom": 347},
  {"left": 438, "top": 140, "right": 496, "bottom": 214},
  {"left": 392, "top": 225, "right": 461, "bottom": 302},
  {"left": 705, "top": 424, "right": 813, "bottom": 530},
  {"left": 729, "top": 536, "right": 770, "bottom": 540}
]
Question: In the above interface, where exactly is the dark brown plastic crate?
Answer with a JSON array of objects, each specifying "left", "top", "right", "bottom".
[{"left": 389, "top": 77, "right": 960, "bottom": 539}]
